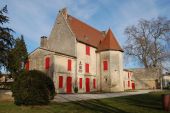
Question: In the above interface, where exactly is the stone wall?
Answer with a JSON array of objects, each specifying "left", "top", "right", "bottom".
[
  {"left": 76, "top": 42, "right": 97, "bottom": 93},
  {"left": 132, "top": 68, "right": 161, "bottom": 89},
  {"left": 48, "top": 11, "right": 76, "bottom": 57},
  {"left": 53, "top": 54, "right": 76, "bottom": 93},
  {"left": 99, "top": 51, "right": 124, "bottom": 92}
]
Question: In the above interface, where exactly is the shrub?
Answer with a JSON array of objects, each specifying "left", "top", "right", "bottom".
[
  {"left": 12, "top": 70, "right": 55, "bottom": 105},
  {"left": 74, "top": 86, "right": 78, "bottom": 93}
]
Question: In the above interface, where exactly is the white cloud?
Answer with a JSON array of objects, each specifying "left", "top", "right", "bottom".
[
  {"left": 2, "top": 0, "right": 99, "bottom": 52},
  {"left": 1, "top": 0, "right": 169, "bottom": 55}
]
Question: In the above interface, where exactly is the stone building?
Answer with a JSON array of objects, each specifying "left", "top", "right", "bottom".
[
  {"left": 123, "top": 69, "right": 135, "bottom": 90},
  {"left": 162, "top": 73, "right": 170, "bottom": 88},
  {"left": 27, "top": 8, "right": 125, "bottom": 93},
  {"left": 132, "top": 68, "right": 161, "bottom": 89}
]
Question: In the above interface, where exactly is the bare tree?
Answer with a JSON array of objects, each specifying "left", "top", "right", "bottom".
[{"left": 124, "top": 17, "right": 170, "bottom": 69}]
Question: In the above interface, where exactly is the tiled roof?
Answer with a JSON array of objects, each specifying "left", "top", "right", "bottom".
[
  {"left": 67, "top": 15, "right": 104, "bottom": 47},
  {"left": 97, "top": 29, "right": 123, "bottom": 52},
  {"left": 66, "top": 14, "right": 123, "bottom": 52}
]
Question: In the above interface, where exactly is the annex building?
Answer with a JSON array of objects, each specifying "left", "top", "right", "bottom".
[{"left": 26, "top": 8, "right": 134, "bottom": 93}]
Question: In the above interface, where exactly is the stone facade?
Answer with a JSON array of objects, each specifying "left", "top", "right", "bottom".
[
  {"left": 162, "top": 73, "right": 170, "bottom": 88},
  {"left": 28, "top": 8, "right": 125, "bottom": 93},
  {"left": 132, "top": 68, "right": 161, "bottom": 89},
  {"left": 123, "top": 69, "right": 135, "bottom": 90}
]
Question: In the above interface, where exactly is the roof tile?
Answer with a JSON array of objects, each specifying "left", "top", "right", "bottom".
[
  {"left": 97, "top": 29, "right": 123, "bottom": 52},
  {"left": 67, "top": 14, "right": 123, "bottom": 52}
]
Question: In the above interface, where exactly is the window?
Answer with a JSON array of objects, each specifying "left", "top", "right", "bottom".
[
  {"left": 128, "top": 81, "right": 130, "bottom": 87},
  {"left": 128, "top": 72, "right": 130, "bottom": 79},
  {"left": 25, "top": 60, "right": 29, "bottom": 71},
  {"left": 86, "top": 45, "right": 90, "bottom": 55},
  {"left": 93, "top": 79, "right": 96, "bottom": 89},
  {"left": 79, "top": 78, "right": 82, "bottom": 89},
  {"left": 85, "top": 63, "right": 89, "bottom": 73},
  {"left": 59, "top": 76, "right": 63, "bottom": 88},
  {"left": 68, "top": 59, "right": 72, "bottom": 71},
  {"left": 103, "top": 61, "right": 108, "bottom": 71},
  {"left": 45, "top": 57, "right": 50, "bottom": 70}
]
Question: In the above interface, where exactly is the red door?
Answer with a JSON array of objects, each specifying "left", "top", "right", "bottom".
[
  {"left": 132, "top": 82, "right": 135, "bottom": 90},
  {"left": 86, "top": 78, "right": 90, "bottom": 93},
  {"left": 67, "top": 77, "right": 72, "bottom": 93}
]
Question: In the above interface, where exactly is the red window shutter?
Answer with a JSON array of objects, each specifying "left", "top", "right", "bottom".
[
  {"left": 85, "top": 63, "right": 89, "bottom": 73},
  {"left": 59, "top": 76, "right": 63, "bottom": 88},
  {"left": 93, "top": 79, "right": 96, "bottom": 89},
  {"left": 25, "top": 60, "right": 29, "bottom": 71},
  {"left": 68, "top": 59, "right": 72, "bottom": 71},
  {"left": 128, "top": 81, "right": 130, "bottom": 87},
  {"left": 79, "top": 78, "right": 82, "bottom": 89},
  {"left": 103, "top": 61, "right": 108, "bottom": 70},
  {"left": 86, "top": 45, "right": 90, "bottom": 55},
  {"left": 45, "top": 57, "right": 50, "bottom": 69}
]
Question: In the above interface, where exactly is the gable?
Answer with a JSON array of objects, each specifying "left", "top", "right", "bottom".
[{"left": 48, "top": 11, "right": 76, "bottom": 57}]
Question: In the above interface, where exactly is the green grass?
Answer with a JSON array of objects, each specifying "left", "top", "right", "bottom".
[{"left": 0, "top": 91, "right": 170, "bottom": 113}]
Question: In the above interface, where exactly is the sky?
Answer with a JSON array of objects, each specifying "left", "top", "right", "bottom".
[{"left": 1, "top": 0, "right": 170, "bottom": 68}]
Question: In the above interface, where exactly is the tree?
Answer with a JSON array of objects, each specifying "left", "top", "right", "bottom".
[
  {"left": 124, "top": 17, "right": 170, "bottom": 69},
  {"left": 12, "top": 70, "right": 55, "bottom": 105},
  {"left": 7, "top": 35, "right": 28, "bottom": 77},
  {"left": 0, "top": 5, "right": 14, "bottom": 72}
]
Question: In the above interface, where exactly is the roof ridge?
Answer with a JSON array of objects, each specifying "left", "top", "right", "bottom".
[{"left": 68, "top": 15, "right": 103, "bottom": 36}]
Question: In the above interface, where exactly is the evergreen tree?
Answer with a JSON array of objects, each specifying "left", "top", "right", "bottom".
[
  {"left": 7, "top": 35, "right": 28, "bottom": 77},
  {"left": 0, "top": 5, "right": 14, "bottom": 72}
]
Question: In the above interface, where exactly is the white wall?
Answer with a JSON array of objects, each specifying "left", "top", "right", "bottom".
[
  {"left": 76, "top": 42, "right": 97, "bottom": 92},
  {"left": 53, "top": 54, "right": 76, "bottom": 93}
]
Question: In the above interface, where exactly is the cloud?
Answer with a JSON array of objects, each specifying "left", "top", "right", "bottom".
[
  {"left": 1, "top": 0, "right": 99, "bottom": 52},
  {"left": 1, "top": 0, "right": 170, "bottom": 55},
  {"left": 68, "top": 0, "right": 99, "bottom": 20}
]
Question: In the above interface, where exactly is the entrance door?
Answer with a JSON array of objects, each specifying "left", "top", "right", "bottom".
[
  {"left": 86, "top": 78, "right": 90, "bottom": 93},
  {"left": 67, "top": 77, "right": 72, "bottom": 93},
  {"left": 132, "top": 82, "right": 135, "bottom": 90}
]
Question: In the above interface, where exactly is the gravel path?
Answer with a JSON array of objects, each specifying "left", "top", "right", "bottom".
[{"left": 53, "top": 90, "right": 158, "bottom": 102}]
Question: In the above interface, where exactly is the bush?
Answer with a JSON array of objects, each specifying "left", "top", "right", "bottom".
[
  {"left": 74, "top": 86, "right": 78, "bottom": 93},
  {"left": 12, "top": 70, "right": 55, "bottom": 105}
]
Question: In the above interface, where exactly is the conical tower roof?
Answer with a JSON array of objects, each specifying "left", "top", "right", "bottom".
[{"left": 97, "top": 29, "right": 123, "bottom": 52}]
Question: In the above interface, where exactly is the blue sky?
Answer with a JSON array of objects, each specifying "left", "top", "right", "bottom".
[{"left": 1, "top": 0, "right": 170, "bottom": 68}]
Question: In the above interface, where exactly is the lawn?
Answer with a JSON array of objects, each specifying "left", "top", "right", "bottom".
[{"left": 0, "top": 91, "right": 170, "bottom": 113}]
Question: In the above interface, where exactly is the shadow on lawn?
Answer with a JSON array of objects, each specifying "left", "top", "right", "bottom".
[
  {"left": 118, "top": 94, "right": 163, "bottom": 110},
  {"left": 71, "top": 99, "right": 130, "bottom": 113}
]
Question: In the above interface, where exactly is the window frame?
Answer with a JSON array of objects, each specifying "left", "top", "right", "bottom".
[
  {"left": 86, "top": 45, "right": 90, "bottom": 55},
  {"left": 59, "top": 76, "right": 63, "bottom": 88},
  {"left": 103, "top": 60, "right": 108, "bottom": 71},
  {"left": 67, "top": 59, "right": 72, "bottom": 71},
  {"left": 79, "top": 78, "right": 82, "bottom": 89},
  {"left": 85, "top": 63, "right": 89, "bottom": 73},
  {"left": 45, "top": 57, "right": 50, "bottom": 70}
]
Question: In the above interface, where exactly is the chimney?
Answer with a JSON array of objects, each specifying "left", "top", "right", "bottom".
[
  {"left": 60, "top": 8, "right": 67, "bottom": 19},
  {"left": 101, "top": 31, "right": 107, "bottom": 37},
  {"left": 40, "top": 36, "right": 47, "bottom": 48}
]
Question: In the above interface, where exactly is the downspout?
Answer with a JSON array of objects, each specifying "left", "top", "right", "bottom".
[{"left": 100, "top": 52, "right": 102, "bottom": 91}]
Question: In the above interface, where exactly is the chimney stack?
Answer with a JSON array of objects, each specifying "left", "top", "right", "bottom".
[
  {"left": 40, "top": 36, "right": 47, "bottom": 48},
  {"left": 101, "top": 31, "right": 107, "bottom": 37},
  {"left": 60, "top": 8, "right": 67, "bottom": 19}
]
